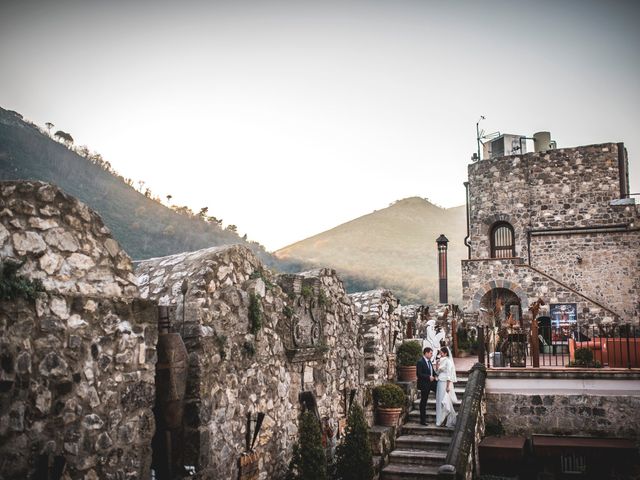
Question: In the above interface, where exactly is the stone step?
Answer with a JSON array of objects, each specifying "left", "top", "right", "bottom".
[
  {"left": 401, "top": 422, "right": 454, "bottom": 436},
  {"left": 413, "top": 397, "right": 462, "bottom": 408},
  {"left": 381, "top": 462, "right": 440, "bottom": 479},
  {"left": 389, "top": 448, "right": 448, "bottom": 466},
  {"left": 395, "top": 435, "right": 451, "bottom": 452},
  {"left": 407, "top": 410, "right": 458, "bottom": 424}
]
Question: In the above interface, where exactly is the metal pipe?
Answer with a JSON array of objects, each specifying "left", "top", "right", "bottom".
[
  {"left": 530, "top": 225, "right": 635, "bottom": 237},
  {"left": 464, "top": 181, "right": 471, "bottom": 260},
  {"left": 528, "top": 223, "right": 629, "bottom": 234},
  {"left": 618, "top": 142, "right": 628, "bottom": 198}
]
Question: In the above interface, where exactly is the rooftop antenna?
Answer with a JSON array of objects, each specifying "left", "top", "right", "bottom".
[
  {"left": 476, "top": 116, "right": 501, "bottom": 160},
  {"left": 476, "top": 116, "right": 485, "bottom": 161}
]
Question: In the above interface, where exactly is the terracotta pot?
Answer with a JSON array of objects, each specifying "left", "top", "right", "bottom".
[
  {"left": 397, "top": 365, "right": 417, "bottom": 382},
  {"left": 376, "top": 407, "right": 403, "bottom": 427}
]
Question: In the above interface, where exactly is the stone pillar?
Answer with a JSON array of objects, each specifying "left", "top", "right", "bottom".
[{"left": 437, "top": 234, "right": 449, "bottom": 304}]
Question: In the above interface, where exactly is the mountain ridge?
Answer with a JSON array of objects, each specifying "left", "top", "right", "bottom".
[{"left": 276, "top": 196, "right": 467, "bottom": 304}]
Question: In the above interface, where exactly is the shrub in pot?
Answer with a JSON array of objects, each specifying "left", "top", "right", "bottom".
[
  {"left": 396, "top": 340, "right": 423, "bottom": 381},
  {"left": 373, "top": 383, "right": 406, "bottom": 427}
]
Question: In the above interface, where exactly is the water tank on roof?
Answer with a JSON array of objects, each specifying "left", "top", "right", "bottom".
[{"left": 533, "top": 131, "right": 552, "bottom": 152}]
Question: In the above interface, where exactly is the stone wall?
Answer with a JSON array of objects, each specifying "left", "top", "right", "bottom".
[
  {"left": 136, "top": 247, "right": 364, "bottom": 479},
  {"left": 529, "top": 231, "right": 640, "bottom": 321},
  {"left": 463, "top": 143, "right": 640, "bottom": 324},
  {"left": 400, "top": 304, "right": 425, "bottom": 339},
  {"left": 350, "top": 289, "right": 402, "bottom": 386},
  {"left": 485, "top": 371, "right": 640, "bottom": 445},
  {"left": 350, "top": 290, "right": 403, "bottom": 425},
  {"left": 467, "top": 143, "right": 638, "bottom": 260},
  {"left": 0, "top": 181, "right": 156, "bottom": 479},
  {"left": 0, "top": 181, "right": 138, "bottom": 297},
  {"left": 486, "top": 393, "right": 640, "bottom": 443},
  {"left": 278, "top": 268, "right": 363, "bottom": 443},
  {"left": 462, "top": 259, "right": 614, "bottom": 324},
  {"left": 0, "top": 295, "right": 156, "bottom": 479}
]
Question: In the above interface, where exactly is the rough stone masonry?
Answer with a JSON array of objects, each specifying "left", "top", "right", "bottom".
[
  {"left": 462, "top": 143, "right": 640, "bottom": 324},
  {"left": 136, "top": 247, "right": 372, "bottom": 479},
  {"left": 0, "top": 181, "right": 156, "bottom": 479},
  {"left": 0, "top": 180, "right": 412, "bottom": 479}
]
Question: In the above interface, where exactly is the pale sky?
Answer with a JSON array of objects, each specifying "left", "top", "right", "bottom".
[{"left": 1, "top": 0, "right": 639, "bottom": 251}]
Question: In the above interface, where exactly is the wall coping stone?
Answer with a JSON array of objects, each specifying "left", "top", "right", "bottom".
[{"left": 487, "top": 369, "right": 640, "bottom": 380}]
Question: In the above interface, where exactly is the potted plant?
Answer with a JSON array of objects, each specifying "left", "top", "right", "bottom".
[
  {"left": 396, "top": 340, "right": 422, "bottom": 381},
  {"left": 373, "top": 383, "right": 405, "bottom": 427}
]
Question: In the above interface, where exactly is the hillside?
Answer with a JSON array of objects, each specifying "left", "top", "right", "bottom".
[
  {"left": 0, "top": 106, "right": 467, "bottom": 304},
  {"left": 275, "top": 197, "right": 467, "bottom": 304},
  {"left": 0, "top": 106, "right": 273, "bottom": 263}
]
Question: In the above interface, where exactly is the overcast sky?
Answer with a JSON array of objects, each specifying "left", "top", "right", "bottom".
[{"left": 1, "top": 0, "right": 639, "bottom": 251}]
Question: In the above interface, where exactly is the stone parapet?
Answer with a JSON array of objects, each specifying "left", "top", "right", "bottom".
[
  {"left": 0, "top": 181, "right": 137, "bottom": 297},
  {"left": 136, "top": 247, "right": 364, "bottom": 479}
]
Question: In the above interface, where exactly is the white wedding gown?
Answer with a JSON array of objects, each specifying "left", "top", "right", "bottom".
[{"left": 435, "top": 356, "right": 457, "bottom": 427}]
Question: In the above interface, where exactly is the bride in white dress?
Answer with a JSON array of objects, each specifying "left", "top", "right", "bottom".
[{"left": 435, "top": 346, "right": 457, "bottom": 427}]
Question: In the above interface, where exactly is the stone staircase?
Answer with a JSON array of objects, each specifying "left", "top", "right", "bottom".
[{"left": 381, "top": 374, "right": 468, "bottom": 479}]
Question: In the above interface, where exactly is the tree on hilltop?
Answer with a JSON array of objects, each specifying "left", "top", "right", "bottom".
[
  {"left": 54, "top": 130, "right": 74, "bottom": 146},
  {"left": 45, "top": 122, "right": 54, "bottom": 135},
  {"left": 77, "top": 145, "right": 90, "bottom": 158}
]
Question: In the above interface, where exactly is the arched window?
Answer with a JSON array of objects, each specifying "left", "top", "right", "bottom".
[{"left": 490, "top": 222, "right": 515, "bottom": 258}]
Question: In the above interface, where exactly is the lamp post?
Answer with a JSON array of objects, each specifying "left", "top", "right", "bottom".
[{"left": 436, "top": 234, "right": 449, "bottom": 305}]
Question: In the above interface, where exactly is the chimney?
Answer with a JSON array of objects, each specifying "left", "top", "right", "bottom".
[{"left": 436, "top": 234, "right": 449, "bottom": 304}]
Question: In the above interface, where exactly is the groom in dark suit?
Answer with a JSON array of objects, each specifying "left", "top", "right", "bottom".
[{"left": 416, "top": 347, "right": 437, "bottom": 425}]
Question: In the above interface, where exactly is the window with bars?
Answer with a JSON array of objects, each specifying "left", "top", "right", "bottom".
[{"left": 490, "top": 222, "right": 515, "bottom": 258}]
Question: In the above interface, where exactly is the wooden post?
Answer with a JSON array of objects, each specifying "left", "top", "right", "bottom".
[
  {"left": 452, "top": 318, "right": 458, "bottom": 357},
  {"left": 531, "top": 316, "right": 540, "bottom": 368}
]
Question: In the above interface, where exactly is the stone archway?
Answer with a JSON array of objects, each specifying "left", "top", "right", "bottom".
[
  {"left": 471, "top": 280, "right": 529, "bottom": 319},
  {"left": 479, "top": 288, "right": 523, "bottom": 327}
]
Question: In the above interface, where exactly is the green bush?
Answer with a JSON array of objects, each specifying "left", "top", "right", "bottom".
[
  {"left": 0, "top": 259, "right": 44, "bottom": 301},
  {"left": 485, "top": 421, "right": 505, "bottom": 436},
  {"left": 249, "top": 293, "right": 262, "bottom": 334},
  {"left": 396, "top": 340, "right": 423, "bottom": 367},
  {"left": 372, "top": 383, "right": 405, "bottom": 409},
  {"left": 287, "top": 411, "right": 327, "bottom": 480},
  {"left": 335, "top": 403, "right": 373, "bottom": 480},
  {"left": 574, "top": 347, "right": 593, "bottom": 365}
]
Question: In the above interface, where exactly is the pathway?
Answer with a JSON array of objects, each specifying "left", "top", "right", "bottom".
[{"left": 381, "top": 365, "right": 470, "bottom": 479}]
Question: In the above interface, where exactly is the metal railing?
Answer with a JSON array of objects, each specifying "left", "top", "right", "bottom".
[{"left": 478, "top": 323, "right": 640, "bottom": 369}]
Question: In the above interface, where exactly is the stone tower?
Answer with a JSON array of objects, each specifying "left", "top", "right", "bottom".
[{"left": 461, "top": 142, "right": 640, "bottom": 326}]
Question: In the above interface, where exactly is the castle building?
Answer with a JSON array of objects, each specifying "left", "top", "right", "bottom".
[{"left": 461, "top": 138, "right": 640, "bottom": 327}]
